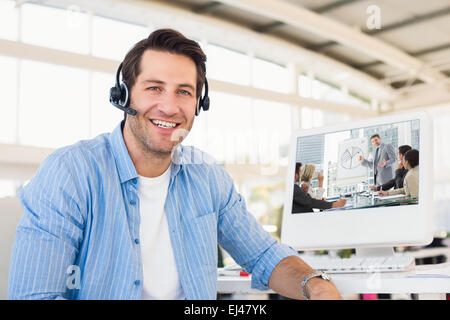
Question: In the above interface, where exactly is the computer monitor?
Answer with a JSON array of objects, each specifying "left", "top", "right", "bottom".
[{"left": 281, "top": 111, "right": 434, "bottom": 253}]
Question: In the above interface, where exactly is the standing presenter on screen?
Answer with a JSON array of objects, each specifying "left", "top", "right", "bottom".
[
  {"left": 8, "top": 29, "right": 341, "bottom": 300},
  {"left": 359, "top": 134, "right": 397, "bottom": 186}
]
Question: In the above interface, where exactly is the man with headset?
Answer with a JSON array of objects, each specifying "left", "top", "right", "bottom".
[{"left": 8, "top": 29, "right": 341, "bottom": 300}]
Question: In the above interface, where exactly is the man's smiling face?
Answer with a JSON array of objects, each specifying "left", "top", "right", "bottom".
[{"left": 125, "top": 49, "right": 198, "bottom": 156}]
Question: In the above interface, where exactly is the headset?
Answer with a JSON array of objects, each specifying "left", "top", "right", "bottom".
[{"left": 109, "top": 62, "right": 210, "bottom": 117}]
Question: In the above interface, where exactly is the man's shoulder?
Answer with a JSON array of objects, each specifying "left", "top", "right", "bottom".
[
  {"left": 42, "top": 133, "right": 112, "bottom": 171},
  {"left": 293, "top": 184, "right": 308, "bottom": 197},
  {"left": 383, "top": 143, "right": 395, "bottom": 150}
]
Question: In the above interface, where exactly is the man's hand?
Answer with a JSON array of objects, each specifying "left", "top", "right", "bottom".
[
  {"left": 300, "top": 183, "right": 309, "bottom": 193},
  {"left": 378, "top": 159, "right": 387, "bottom": 167},
  {"left": 359, "top": 155, "right": 365, "bottom": 162},
  {"left": 397, "top": 161, "right": 403, "bottom": 169},
  {"left": 378, "top": 190, "right": 388, "bottom": 197},
  {"left": 332, "top": 199, "right": 346, "bottom": 208}
]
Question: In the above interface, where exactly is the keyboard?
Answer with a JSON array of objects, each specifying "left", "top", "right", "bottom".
[{"left": 298, "top": 254, "right": 415, "bottom": 273}]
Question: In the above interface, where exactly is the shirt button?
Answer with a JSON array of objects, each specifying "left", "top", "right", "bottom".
[
  {"left": 130, "top": 199, "right": 136, "bottom": 205},
  {"left": 134, "top": 238, "right": 140, "bottom": 244},
  {"left": 134, "top": 280, "right": 140, "bottom": 286}
]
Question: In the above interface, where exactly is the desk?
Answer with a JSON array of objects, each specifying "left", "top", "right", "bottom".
[
  {"left": 217, "top": 262, "right": 450, "bottom": 300},
  {"left": 410, "top": 247, "right": 450, "bottom": 259}
]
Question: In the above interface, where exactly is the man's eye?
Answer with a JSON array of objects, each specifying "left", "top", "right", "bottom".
[
  {"left": 147, "top": 87, "right": 161, "bottom": 92},
  {"left": 178, "top": 90, "right": 192, "bottom": 96}
]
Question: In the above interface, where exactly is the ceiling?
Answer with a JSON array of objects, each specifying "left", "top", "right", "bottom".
[{"left": 161, "top": 0, "right": 450, "bottom": 101}]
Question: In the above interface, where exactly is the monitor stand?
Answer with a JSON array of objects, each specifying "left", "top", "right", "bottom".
[
  {"left": 355, "top": 247, "right": 395, "bottom": 258},
  {"left": 353, "top": 247, "right": 416, "bottom": 273}
]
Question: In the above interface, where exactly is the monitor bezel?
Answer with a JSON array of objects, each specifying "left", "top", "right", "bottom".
[{"left": 281, "top": 111, "right": 434, "bottom": 251}]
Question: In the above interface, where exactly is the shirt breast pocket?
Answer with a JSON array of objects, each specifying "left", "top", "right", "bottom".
[{"left": 184, "top": 212, "right": 218, "bottom": 267}]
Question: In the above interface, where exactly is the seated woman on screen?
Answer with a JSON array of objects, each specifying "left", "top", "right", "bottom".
[
  {"left": 300, "top": 164, "right": 326, "bottom": 200},
  {"left": 378, "top": 149, "right": 419, "bottom": 199}
]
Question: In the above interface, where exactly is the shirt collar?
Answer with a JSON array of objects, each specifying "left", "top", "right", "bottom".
[
  {"left": 109, "top": 121, "right": 182, "bottom": 184},
  {"left": 109, "top": 121, "right": 138, "bottom": 184}
]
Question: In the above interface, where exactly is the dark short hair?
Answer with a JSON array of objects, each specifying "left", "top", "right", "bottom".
[
  {"left": 404, "top": 149, "right": 419, "bottom": 168},
  {"left": 370, "top": 134, "right": 380, "bottom": 140},
  {"left": 398, "top": 145, "right": 412, "bottom": 156},
  {"left": 121, "top": 28, "right": 207, "bottom": 119},
  {"left": 295, "top": 162, "right": 302, "bottom": 175}
]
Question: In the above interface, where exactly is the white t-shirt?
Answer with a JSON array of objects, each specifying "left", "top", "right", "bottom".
[{"left": 138, "top": 166, "right": 185, "bottom": 300}]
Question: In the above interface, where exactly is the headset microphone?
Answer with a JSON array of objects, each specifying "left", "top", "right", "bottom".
[{"left": 109, "top": 62, "right": 137, "bottom": 116}]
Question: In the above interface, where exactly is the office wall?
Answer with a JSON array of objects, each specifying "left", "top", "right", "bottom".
[{"left": 0, "top": 197, "right": 22, "bottom": 299}]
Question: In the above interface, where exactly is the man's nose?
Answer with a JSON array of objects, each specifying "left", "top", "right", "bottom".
[{"left": 157, "top": 93, "right": 179, "bottom": 116}]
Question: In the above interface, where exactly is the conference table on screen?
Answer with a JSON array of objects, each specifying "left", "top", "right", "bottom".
[{"left": 325, "top": 193, "right": 417, "bottom": 211}]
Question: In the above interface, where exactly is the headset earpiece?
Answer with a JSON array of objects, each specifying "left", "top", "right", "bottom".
[
  {"left": 109, "top": 63, "right": 136, "bottom": 116},
  {"left": 110, "top": 86, "right": 122, "bottom": 103},
  {"left": 195, "top": 78, "right": 210, "bottom": 116},
  {"left": 118, "top": 82, "right": 129, "bottom": 107},
  {"left": 202, "top": 95, "right": 210, "bottom": 111}
]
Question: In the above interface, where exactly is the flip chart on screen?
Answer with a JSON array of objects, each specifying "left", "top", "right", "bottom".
[{"left": 337, "top": 137, "right": 368, "bottom": 180}]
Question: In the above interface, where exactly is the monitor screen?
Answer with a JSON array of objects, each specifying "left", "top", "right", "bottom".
[
  {"left": 292, "top": 118, "right": 420, "bottom": 214},
  {"left": 281, "top": 112, "right": 433, "bottom": 250}
]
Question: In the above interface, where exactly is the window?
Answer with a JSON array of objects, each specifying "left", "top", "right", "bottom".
[
  {"left": 21, "top": 3, "right": 90, "bottom": 54},
  {"left": 0, "top": 55, "right": 18, "bottom": 144},
  {"left": 0, "top": 179, "right": 19, "bottom": 198},
  {"left": 19, "top": 60, "right": 90, "bottom": 148},
  {"left": 180, "top": 104, "right": 208, "bottom": 151},
  {"left": 298, "top": 75, "right": 312, "bottom": 98},
  {"left": 90, "top": 71, "right": 123, "bottom": 137},
  {"left": 0, "top": 0, "right": 19, "bottom": 41},
  {"left": 301, "top": 107, "right": 313, "bottom": 129},
  {"left": 301, "top": 107, "right": 324, "bottom": 129},
  {"left": 299, "top": 74, "right": 369, "bottom": 108},
  {"left": 92, "top": 16, "right": 149, "bottom": 61},
  {"left": 252, "top": 57, "right": 290, "bottom": 93},
  {"left": 252, "top": 99, "right": 291, "bottom": 165},
  {"left": 312, "top": 109, "right": 324, "bottom": 128},
  {"left": 323, "top": 110, "right": 351, "bottom": 126},
  {"left": 203, "top": 91, "right": 252, "bottom": 164},
  {"left": 433, "top": 112, "right": 450, "bottom": 170},
  {"left": 205, "top": 44, "right": 250, "bottom": 85}
]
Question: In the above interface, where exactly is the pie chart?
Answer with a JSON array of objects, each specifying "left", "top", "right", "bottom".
[{"left": 340, "top": 146, "right": 363, "bottom": 170}]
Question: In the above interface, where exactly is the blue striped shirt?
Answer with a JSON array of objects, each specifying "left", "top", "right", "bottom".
[{"left": 8, "top": 121, "right": 297, "bottom": 300}]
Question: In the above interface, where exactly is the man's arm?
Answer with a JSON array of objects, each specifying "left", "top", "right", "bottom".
[
  {"left": 214, "top": 166, "right": 341, "bottom": 299},
  {"left": 359, "top": 155, "right": 373, "bottom": 169},
  {"left": 293, "top": 184, "right": 332, "bottom": 210},
  {"left": 8, "top": 151, "right": 85, "bottom": 300},
  {"left": 268, "top": 256, "right": 341, "bottom": 300},
  {"left": 395, "top": 168, "right": 407, "bottom": 189},
  {"left": 380, "top": 178, "right": 395, "bottom": 191},
  {"left": 384, "top": 187, "right": 404, "bottom": 196}
]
